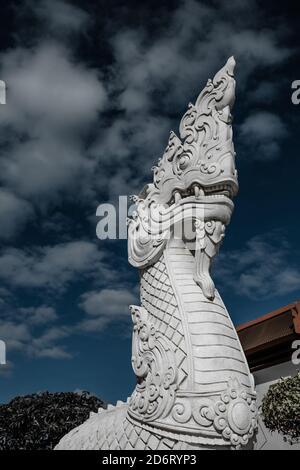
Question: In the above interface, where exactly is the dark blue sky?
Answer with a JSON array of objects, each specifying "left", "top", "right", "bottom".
[{"left": 0, "top": 0, "right": 299, "bottom": 405}]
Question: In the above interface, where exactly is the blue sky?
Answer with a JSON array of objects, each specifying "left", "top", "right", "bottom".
[{"left": 0, "top": 0, "right": 299, "bottom": 404}]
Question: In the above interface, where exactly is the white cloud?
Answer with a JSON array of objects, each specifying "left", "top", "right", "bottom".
[
  {"left": 90, "top": 0, "right": 292, "bottom": 198},
  {"left": 0, "top": 241, "right": 107, "bottom": 291},
  {"left": 0, "top": 283, "right": 137, "bottom": 363},
  {"left": 0, "top": 43, "right": 106, "bottom": 131},
  {"left": 216, "top": 232, "right": 300, "bottom": 300},
  {"left": 0, "top": 189, "right": 34, "bottom": 240},
  {"left": 0, "top": 317, "right": 72, "bottom": 360},
  {"left": 32, "top": 346, "right": 72, "bottom": 359},
  {"left": 28, "top": 326, "right": 72, "bottom": 359},
  {"left": 19, "top": 305, "right": 58, "bottom": 325},
  {"left": 0, "top": 42, "right": 107, "bottom": 206},
  {"left": 33, "top": 0, "right": 90, "bottom": 35},
  {"left": 248, "top": 82, "right": 280, "bottom": 104},
  {"left": 0, "top": 320, "right": 31, "bottom": 352},
  {"left": 0, "top": 361, "right": 14, "bottom": 377},
  {"left": 239, "top": 112, "right": 288, "bottom": 160},
  {"left": 110, "top": 1, "right": 290, "bottom": 113},
  {"left": 240, "top": 112, "right": 287, "bottom": 139},
  {"left": 79, "top": 288, "right": 138, "bottom": 332},
  {"left": 0, "top": 0, "right": 293, "bottom": 236},
  {"left": 226, "top": 29, "right": 290, "bottom": 68}
]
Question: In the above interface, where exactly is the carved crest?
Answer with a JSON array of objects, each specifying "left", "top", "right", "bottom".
[{"left": 144, "top": 56, "right": 238, "bottom": 206}]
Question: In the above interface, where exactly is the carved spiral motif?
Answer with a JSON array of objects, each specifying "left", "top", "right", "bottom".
[
  {"left": 171, "top": 378, "right": 257, "bottom": 449},
  {"left": 212, "top": 378, "right": 258, "bottom": 448},
  {"left": 128, "top": 305, "right": 178, "bottom": 423},
  {"left": 172, "top": 401, "right": 192, "bottom": 424},
  {"left": 192, "top": 399, "right": 214, "bottom": 427}
]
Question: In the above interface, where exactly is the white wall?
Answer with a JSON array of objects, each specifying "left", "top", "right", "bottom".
[{"left": 253, "top": 361, "right": 300, "bottom": 450}]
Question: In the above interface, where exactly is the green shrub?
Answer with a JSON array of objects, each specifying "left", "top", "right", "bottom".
[
  {"left": 0, "top": 391, "right": 105, "bottom": 450},
  {"left": 261, "top": 371, "right": 300, "bottom": 444}
]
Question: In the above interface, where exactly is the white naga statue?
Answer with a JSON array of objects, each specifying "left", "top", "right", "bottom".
[{"left": 56, "top": 57, "right": 258, "bottom": 450}]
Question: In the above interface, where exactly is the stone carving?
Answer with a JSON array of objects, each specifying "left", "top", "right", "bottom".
[
  {"left": 194, "top": 219, "right": 225, "bottom": 300},
  {"left": 210, "top": 378, "right": 257, "bottom": 448},
  {"left": 56, "top": 57, "right": 258, "bottom": 451},
  {"left": 168, "top": 376, "right": 257, "bottom": 449},
  {"left": 148, "top": 56, "right": 238, "bottom": 208},
  {"left": 128, "top": 305, "right": 178, "bottom": 422}
]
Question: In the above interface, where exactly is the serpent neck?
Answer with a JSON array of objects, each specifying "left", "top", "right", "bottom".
[
  {"left": 162, "top": 236, "right": 253, "bottom": 394},
  {"left": 127, "top": 235, "right": 256, "bottom": 447}
]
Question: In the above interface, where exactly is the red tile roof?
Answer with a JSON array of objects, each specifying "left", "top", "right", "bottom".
[{"left": 237, "top": 300, "right": 300, "bottom": 372}]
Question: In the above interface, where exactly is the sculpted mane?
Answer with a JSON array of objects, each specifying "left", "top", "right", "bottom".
[{"left": 147, "top": 55, "right": 237, "bottom": 206}]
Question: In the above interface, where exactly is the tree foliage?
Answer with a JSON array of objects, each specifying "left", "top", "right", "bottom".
[
  {"left": 261, "top": 372, "right": 300, "bottom": 444},
  {"left": 0, "top": 391, "right": 105, "bottom": 450}
]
